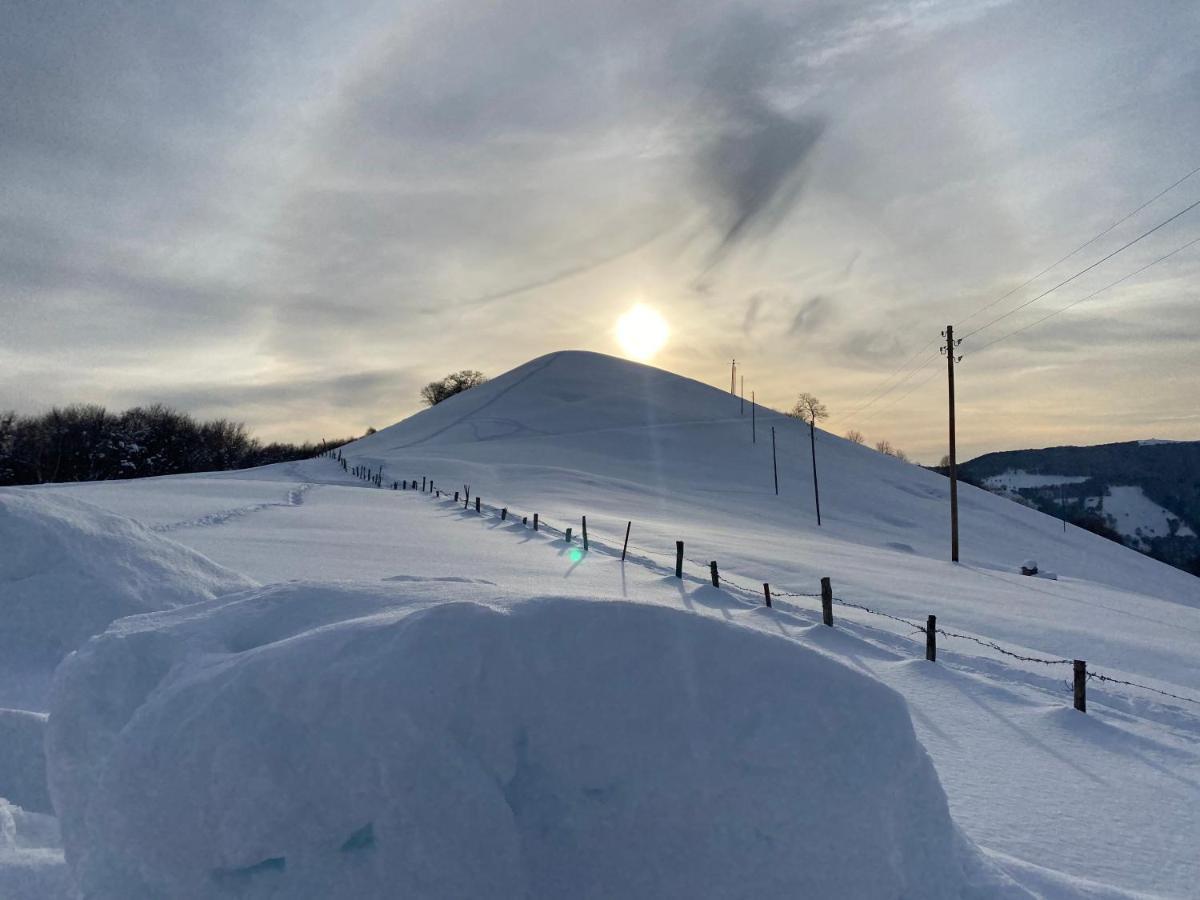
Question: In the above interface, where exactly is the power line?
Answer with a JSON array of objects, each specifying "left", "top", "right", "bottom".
[
  {"left": 956, "top": 163, "right": 1200, "bottom": 328},
  {"left": 842, "top": 346, "right": 940, "bottom": 425},
  {"left": 959, "top": 196, "right": 1200, "bottom": 340},
  {"left": 971, "top": 233, "right": 1200, "bottom": 355},
  {"left": 851, "top": 355, "right": 941, "bottom": 425},
  {"left": 841, "top": 337, "right": 937, "bottom": 422}
]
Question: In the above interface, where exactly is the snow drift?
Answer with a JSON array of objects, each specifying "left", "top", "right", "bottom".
[
  {"left": 48, "top": 580, "right": 1024, "bottom": 899},
  {"left": 0, "top": 489, "right": 254, "bottom": 709}
]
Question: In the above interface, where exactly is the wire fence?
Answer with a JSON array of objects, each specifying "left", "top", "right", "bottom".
[{"left": 318, "top": 450, "right": 1200, "bottom": 712}]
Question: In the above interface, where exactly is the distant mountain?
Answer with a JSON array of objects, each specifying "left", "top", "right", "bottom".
[{"left": 960, "top": 440, "right": 1200, "bottom": 576}]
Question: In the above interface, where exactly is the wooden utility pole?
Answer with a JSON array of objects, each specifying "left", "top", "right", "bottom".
[
  {"left": 771, "top": 426, "right": 779, "bottom": 495},
  {"left": 944, "top": 325, "right": 961, "bottom": 563},
  {"left": 740, "top": 376, "right": 744, "bottom": 415},
  {"left": 730, "top": 359, "right": 737, "bottom": 395},
  {"left": 808, "top": 418, "right": 822, "bottom": 527},
  {"left": 751, "top": 392, "right": 756, "bottom": 443}
]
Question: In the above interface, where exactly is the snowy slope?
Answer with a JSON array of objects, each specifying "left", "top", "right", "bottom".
[
  {"left": 347, "top": 351, "right": 1200, "bottom": 606},
  {"left": 10, "top": 350, "right": 1200, "bottom": 897}
]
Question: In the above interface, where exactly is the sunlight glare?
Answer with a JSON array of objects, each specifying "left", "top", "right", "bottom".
[{"left": 614, "top": 304, "right": 669, "bottom": 361}]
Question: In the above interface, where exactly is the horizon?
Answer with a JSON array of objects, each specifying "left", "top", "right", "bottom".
[{"left": 3, "top": 1, "right": 1199, "bottom": 460}]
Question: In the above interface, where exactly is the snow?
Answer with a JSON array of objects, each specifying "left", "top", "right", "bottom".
[
  {"left": 0, "top": 710, "right": 50, "bottom": 814},
  {"left": 0, "top": 490, "right": 254, "bottom": 709},
  {"left": 983, "top": 469, "right": 1194, "bottom": 549},
  {"left": 1092, "top": 485, "right": 1195, "bottom": 546},
  {"left": 983, "top": 470, "right": 1090, "bottom": 491},
  {"left": 47, "top": 582, "right": 1026, "bottom": 899},
  {"left": 5, "top": 350, "right": 1200, "bottom": 897},
  {"left": 0, "top": 799, "right": 69, "bottom": 900}
]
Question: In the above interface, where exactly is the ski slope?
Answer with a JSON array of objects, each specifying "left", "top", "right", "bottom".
[{"left": 3, "top": 350, "right": 1199, "bottom": 898}]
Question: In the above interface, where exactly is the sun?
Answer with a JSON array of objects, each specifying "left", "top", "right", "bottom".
[{"left": 614, "top": 304, "right": 669, "bottom": 361}]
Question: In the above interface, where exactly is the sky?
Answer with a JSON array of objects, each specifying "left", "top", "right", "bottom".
[{"left": 2, "top": 0, "right": 1199, "bottom": 461}]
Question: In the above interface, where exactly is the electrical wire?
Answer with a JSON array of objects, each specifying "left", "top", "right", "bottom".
[
  {"left": 956, "top": 163, "right": 1200, "bottom": 328},
  {"left": 971, "top": 233, "right": 1200, "bottom": 355},
  {"left": 959, "top": 197, "right": 1200, "bottom": 340}
]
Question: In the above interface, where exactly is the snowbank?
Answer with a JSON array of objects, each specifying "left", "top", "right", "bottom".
[
  {"left": 48, "top": 581, "right": 1025, "bottom": 899},
  {"left": 0, "top": 489, "right": 254, "bottom": 708}
]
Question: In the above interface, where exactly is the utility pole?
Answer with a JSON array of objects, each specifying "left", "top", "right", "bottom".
[
  {"left": 752, "top": 391, "right": 756, "bottom": 443},
  {"left": 771, "top": 426, "right": 779, "bottom": 495},
  {"left": 730, "top": 359, "right": 737, "bottom": 395},
  {"left": 740, "top": 376, "right": 744, "bottom": 414},
  {"left": 942, "top": 325, "right": 962, "bottom": 563}
]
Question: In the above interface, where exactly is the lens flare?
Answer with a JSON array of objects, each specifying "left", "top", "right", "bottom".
[
  {"left": 569, "top": 547, "right": 584, "bottom": 563},
  {"left": 614, "top": 305, "right": 669, "bottom": 361}
]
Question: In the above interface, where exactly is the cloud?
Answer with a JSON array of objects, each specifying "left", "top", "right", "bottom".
[
  {"left": 1, "top": 0, "right": 1198, "bottom": 457},
  {"left": 788, "top": 295, "right": 833, "bottom": 336}
]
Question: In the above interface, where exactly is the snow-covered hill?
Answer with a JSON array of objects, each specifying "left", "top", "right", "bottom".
[{"left": 3, "top": 350, "right": 1199, "bottom": 898}]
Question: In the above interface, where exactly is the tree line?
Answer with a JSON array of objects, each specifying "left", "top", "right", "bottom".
[{"left": 0, "top": 404, "right": 355, "bottom": 486}]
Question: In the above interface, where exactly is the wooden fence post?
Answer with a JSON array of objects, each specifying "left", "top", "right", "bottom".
[
  {"left": 501, "top": 507, "right": 507, "bottom": 521},
  {"left": 709, "top": 561, "right": 719, "bottom": 587},
  {"left": 534, "top": 513, "right": 539, "bottom": 531},
  {"left": 582, "top": 516, "right": 588, "bottom": 550},
  {"left": 820, "top": 577, "right": 833, "bottom": 626},
  {"left": 565, "top": 527, "right": 573, "bottom": 543},
  {"left": 763, "top": 583, "right": 772, "bottom": 607},
  {"left": 926, "top": 615, "right": 936, "bottom": 662},
  {"left": 523, "top": 515, "right": 528, "bottom": 526},
  {"left": 621, "top": 521, "right": 631, "bottom": 561},
  {"left": 475, "top": 497, "right": 481, "bottom": 513},
  {"left": 1074, "top": 660, "right": 1087, "bottom": 713},
  {"left": 454, "top": 491, "right": 459, "bottom": 502},
  {"left": 403, "top": 480, "right": 408, "bottom": 490},
  {"left": 675, "top": 541, "right": 683, "bottom": 578}
]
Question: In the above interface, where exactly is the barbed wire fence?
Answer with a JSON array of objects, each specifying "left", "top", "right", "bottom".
[{"left": 316, "top": 450, "right": 1200, "bottom": 713}]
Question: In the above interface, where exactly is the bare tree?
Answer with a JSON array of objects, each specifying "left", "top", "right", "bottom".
[
  {"left": 845, "top": 429, "right": 865, "bottom": 445},
  {"left": 874, "top": 439, "right": 894, "bottom": 456},
  {"left": 790, "top": 393, "right": 829, "bottom": 526},
  {"left": 420, "top": 370, "right": 489, "bottom": 407}
]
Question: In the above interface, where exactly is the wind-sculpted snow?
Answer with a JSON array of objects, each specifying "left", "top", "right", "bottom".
[
  {"left": 47, "top": 581, "right": 1027, "bottom": 899},
  {"left": 0, "top": 490, "right": 255, "bottom": 709}
]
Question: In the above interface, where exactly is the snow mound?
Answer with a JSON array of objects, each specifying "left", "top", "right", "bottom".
[
  {"left": 0, "top": 490, "right": 254, "bottom": 708},
  {"left": 48, "top": 581, "right": 1025, "bottom": 899}
]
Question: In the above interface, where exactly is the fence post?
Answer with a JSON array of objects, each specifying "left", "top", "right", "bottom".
[
  {"left": 710, "top": 561, "right": 719, "bottom": 587},
  {"left": 523, "top": 515, "right": 528, "bottom": 526},
  {"left": 582, "top": 516, "right": 588, "bottom": 550},
  {"left": 565, "top": 527, "right": 573, "bottom": 543},
  {"left": 454, "top": 491, "right": 459, "bottom": 502},
  {"left": 926, "top": 615, "right": 936, "bottom": 662},
  {"left": 403, "top": 480, "right": 408, "bottom": 490},
  {"left": 820, "top": 577, "right": 833, "bottom": 626},
  {"left": 475, "top": 497, "right": 481, "bottom": 513},
  {"left": 763, "top": 583, "right": 772, "bottom": 607},
  {"left": 501, "top": 507, "right": 507, "bottom": 521},
  {"left": 675, "top": 541, "right": 683, "bottom": 578},
  {"left": 534, "top": 513, "right": 539, "bottom": 531},
  {"left": 1074, "top": 660, "right": 1087, "bottom": 713},
  {"left": 621, "top": 521, "right": 631, "bottom": 561}
]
